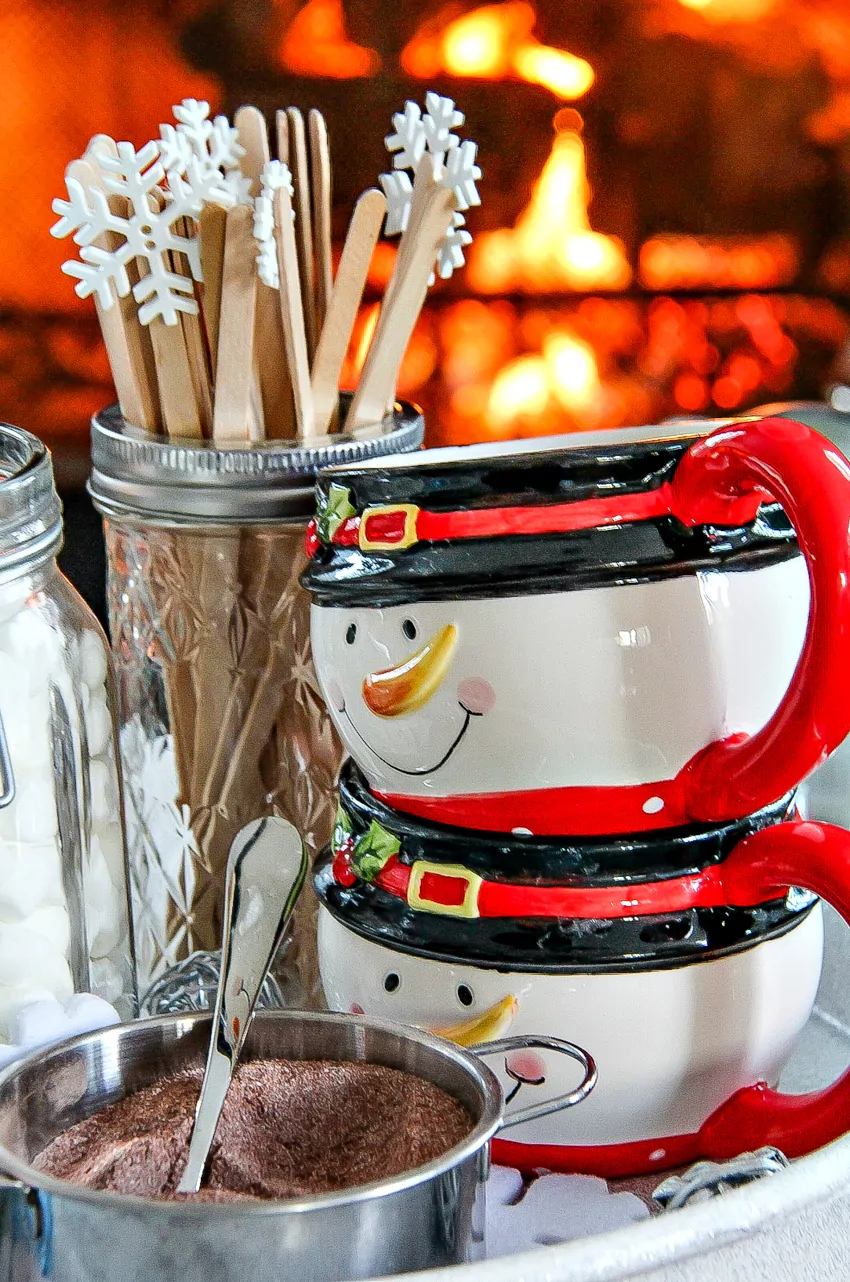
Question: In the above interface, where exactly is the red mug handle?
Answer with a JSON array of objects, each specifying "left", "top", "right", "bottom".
[
  {"left": 697, "top": 820, "right": 850, "bottom": 1159},
  {"left": 669, "top": 417, "right": 850, "bottom": 824}
]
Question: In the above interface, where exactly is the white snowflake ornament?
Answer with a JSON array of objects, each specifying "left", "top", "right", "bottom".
[
  {"left": 159, "top": 99, "right": 245, "bottom": 201},
  {"left": 52, "top": 138, "right": 233, "bottom": 326},
  {"left": 385, "top": 101, "right": 427, "bottom": 172},
  {"left": 379, "top": 91, "right": 480, "bottom": 280},
  {"left": 379, "top": 171, "right": 413, "bottom": 235},
  {"left": 421, "top": 91, "right": 464, "bottom": 165},
  {"left": 444, "top": 139, "right": 482, "bottom": 211},
  {"left": 253, "top": 159, "right": 295, "bottom": 288},
  {"left": 436, "top": 212, "right": 472, "bottom": 280}
]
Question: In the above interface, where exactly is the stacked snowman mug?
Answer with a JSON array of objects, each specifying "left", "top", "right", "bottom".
[{"left": 303, "top": 415, "right": 850, "bottom": 1178}]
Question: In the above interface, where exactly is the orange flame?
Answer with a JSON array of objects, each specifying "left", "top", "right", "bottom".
[
  {"left": 469, "top": 121, "right": 632, "bottom": 293},
  {"left": 401, "top": 2, "right": 594, "bottom": 100},
  {"left": 278, "top": 0, "right": 379, "bottom": 78},
  {"left": 486, "top": 330, "right": 602, "bottom": 434},
  {"left": 676, "top": 0, "right": 778, "bottom": 21},
  {"left": 640, "top": 234, "right": 798, "bottom": 291}
]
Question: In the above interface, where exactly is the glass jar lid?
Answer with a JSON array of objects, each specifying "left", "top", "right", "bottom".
[
  {"left": 89, "top": 400, "right": 425, "bottom": 525},
  {"left": 0, "top": 424, "right": 63, "bottom": 574}
]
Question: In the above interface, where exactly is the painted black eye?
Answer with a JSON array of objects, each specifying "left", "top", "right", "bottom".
[
  {"left": 457, "top": 984, "right": 474, "bottom": 1007},
  {"left": 345, "top": 623, "right": 357, "bottom": 645},
  {"left": 402, "top": 619, "right": 417, "bottom": 641},
  {"left": 384, "top": 972, "right": 400, "bottom": 993}
]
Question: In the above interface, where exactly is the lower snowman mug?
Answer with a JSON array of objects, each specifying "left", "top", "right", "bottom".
[{"left": 318, "top": 817, "right": 850, "bottom": 1178}]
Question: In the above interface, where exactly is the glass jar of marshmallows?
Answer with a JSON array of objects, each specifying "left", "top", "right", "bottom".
[{"left": 0, "top": 424, "right": 134, "bottom": 1046}]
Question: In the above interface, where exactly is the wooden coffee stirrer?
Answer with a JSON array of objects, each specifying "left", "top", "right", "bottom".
[
  {"left": 310, "top": 188, "right": 386, "bottom": 437},
  {"left": 286, "top": 108, "right": 318, "bottom": 361},
  {"left": 234, "top": 105, "right": 294, "bottom": 441},
  {"left": 212, "top": 205, "right": 258, "bottom": 443},
  {"left": 174, "top": 214, "right": 214, "bottom": 437},
  {"left": 345, "top": 166, "right": 454, "bottom": 434},
  {"left": 273, "top": 183, "right": 315, "bottom": 439},
  {"left": 308, "top": 109, "right": 333, "bottom": 336},
  {"left": 199, "top": 204, "right": 226, "bottom": 372},
  {"left": 74, "top": 150, "right": 161, "bottom": 433}
]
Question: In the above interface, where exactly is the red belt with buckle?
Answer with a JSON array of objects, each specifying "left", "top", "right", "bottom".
[
  {"left": 332, "top": 849, "right": 790, "bottom": 920},
  {"left": 307, "top": 481, "right": 769, "bottom": 556}
]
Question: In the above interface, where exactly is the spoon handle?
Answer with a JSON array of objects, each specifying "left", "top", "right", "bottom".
[{"left": 177, "top": 817, "right": 307, "bottom": 1193}]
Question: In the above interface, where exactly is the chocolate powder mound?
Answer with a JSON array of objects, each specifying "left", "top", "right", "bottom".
[{"left": 34, "top": 1059, "right": 473, "bottom": 1202}]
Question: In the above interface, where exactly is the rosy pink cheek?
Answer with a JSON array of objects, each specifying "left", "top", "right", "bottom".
[
  {"left": 458, "top": 677, "right": 496, "bottom": 715},
  {"left": 350, "top": 1003, "right": 365, "bottom": 1015},
  {"left": 505, "top": 1049, "right": 547, "bottom": 1083},
  {"left": 327, "top": 679, "right": 346, "bottom": 712}
]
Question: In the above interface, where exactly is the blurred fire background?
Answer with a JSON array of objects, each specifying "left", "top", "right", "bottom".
[{"left": 4, "top": 0, "right": 850, "bottom": 489}]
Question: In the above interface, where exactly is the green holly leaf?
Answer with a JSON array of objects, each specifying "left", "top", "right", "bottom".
[
  {"left": 332, "top": 804, "right": 354, "bottom": 855},
  {"left": 317, "top": 483, "right": 356, "bottom": 543},
  {"left": 351, "top": 820, "right": 401, "bottom": 882}
]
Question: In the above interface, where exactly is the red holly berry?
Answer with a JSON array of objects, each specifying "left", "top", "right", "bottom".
[{"left": 304, "top": 518, "right": 320, "bottom": 559}]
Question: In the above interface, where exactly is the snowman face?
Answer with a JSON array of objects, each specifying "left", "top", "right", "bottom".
[
  {"left": 318, "top": 904, "right": 825, "bottom": 1149},
  {"left": 310, "top": 600, "right": 497, "bottom": 789},
  {"left": 310, "top": 558, "right": 810, "bottom": 807}
]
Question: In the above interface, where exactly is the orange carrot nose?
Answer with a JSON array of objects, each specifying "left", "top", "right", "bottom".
[
  {"left": 362, "top": 624, "right": 458, "bottom": 718},
  {"left": 429, "top": 996, "right": 518, "bottom": 1047}
]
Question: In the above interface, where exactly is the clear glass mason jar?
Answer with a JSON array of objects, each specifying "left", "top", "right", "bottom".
[
  {"left": 89, "top": 402, "right": 424, "bottom": 1009},
  {"left": 0, "top": 424, "right": 134, "bottom": 1036}
]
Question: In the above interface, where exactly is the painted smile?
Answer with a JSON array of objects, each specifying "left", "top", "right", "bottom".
[{"left": 341, "top": 701, "right": 478, "bottom": 776}]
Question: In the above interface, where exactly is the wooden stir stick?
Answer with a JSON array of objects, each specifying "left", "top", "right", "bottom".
[
  {"left": 235, "top": 105, "right": 295, "bottom": 440},
  {"left": 275, "top": 109, "right": 289, "bottom": 168},
  {"left": 212, "top": 204, "right": 258, "bottom": 443},
  {"left": 175, "top": 216, "right": 214, "bottom": 437},
  {"left": 308, "top": 109, "right": 333, "bottom": 336},
  {"left": 66, "top": 156, "right": 162, "bottom": 434},
  {"left": 344, "top": 180, "right": 455, "bottom": 433},
  {"left": 144, "top": 188, "right": 203, "bottom": 440},
  {"left": 286, "top": 108, "right": 318, "bottom": 361},
  {"left": 273, "top": 184, "right": 315, "bottom": 439},
  {"left": 199, "top": 204, "right": 227, "bottom": 372},
  {"left": 311, "top": 189, "right": 386, "bottom": 437}
]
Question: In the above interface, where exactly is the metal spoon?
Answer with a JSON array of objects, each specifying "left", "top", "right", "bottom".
[{"left": 177, "top": 816, "right": 308, "bottom": 1194}]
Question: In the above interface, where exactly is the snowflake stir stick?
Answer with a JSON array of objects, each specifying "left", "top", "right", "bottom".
[
  {"left": 52, "top": 91, "right": 482, "bottom": 445},
  {"left": 380, "top": 92, "right": 481, "bottom": 280},
  {"left": 52, "top": 112, "right": 235, "bottom": 327}
]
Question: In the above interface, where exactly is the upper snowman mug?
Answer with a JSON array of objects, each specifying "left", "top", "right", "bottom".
[{"left": 303, "top": 417, "right": 850, "bottom": 838}]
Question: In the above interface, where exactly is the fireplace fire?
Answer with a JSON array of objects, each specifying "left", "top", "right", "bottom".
[{"left": 2, "top": 0, "right": 850, "bottom": 466}]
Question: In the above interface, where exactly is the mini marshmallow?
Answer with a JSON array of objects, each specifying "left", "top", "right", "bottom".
[
  {"left": 93, "top": 825, "right": 125, "bottom": 885},
  {"left": 0, "top": 606, "right": 64, "bottom": 670},
  {"left": 84, "top": 693, "right": 112, "bottom": 757},
  {"left": 0, "top": 576, "right": 35, "bottom": 627},
  {"left": 64, "top": 992, "right": 120, "bottom": 1035},
  {"left": 6, "top": 993, "right": 119, "bottom": 1054},
  {"left": 85, "top": 891, "right": 122, "bottom": 961},
  {"left": 0, "top": 778, "right": 59, "bottom": 844},
  {"left": 0, "top": 840, "right": 64, "bottom": 919},
  {"left": 78, "top": 629, "right": 108, "bottom": 688},
  {"left": 0, "top": 922, "right": 72, "bottom": 988},
  {"left": 9, "top": 996, "right": 70, "bottom": 1050},
  {"left": 88, "top": 759, "right": 116, "bottom": 824},
  {"left": 0, "top": 982, "right": 70, "bottom": 1041},
  {"left": 12, "top": 905, "right": 71, "bottom": 954}
]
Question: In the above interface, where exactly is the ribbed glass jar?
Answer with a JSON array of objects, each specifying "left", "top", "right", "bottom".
[{"left": 89, "top": 402, "right": 424, "bottom": 1008}]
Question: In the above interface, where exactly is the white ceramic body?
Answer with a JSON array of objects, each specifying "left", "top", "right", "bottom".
[
  {"left": 318, "top": 902, "right": 823, "bottom": 1151},
  {"left": 311, "top": 556, "right": 809, "bottom": 826}
]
